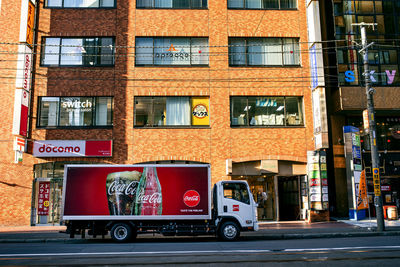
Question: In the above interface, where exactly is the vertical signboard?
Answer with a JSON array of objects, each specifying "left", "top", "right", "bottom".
[
  {"left": 343, "top": 126, "right": 367, "bottom": 220},
  {"left": 38, "top": 181, "right": 50, "bottom": 216},
  {"left": 19, "top": 0, "right": 35, "bottom": 45},
  {"left": 357, "top": 170, "right": 369, "bottom": 210},
  {"left": 12, "top": 89, "right": 29, "bottom": 137},
  {"left": 13, "top": 0, "right": 35, "bottom": 142},
  {"left": 319, "top": 151, "right": 329, "bottom": 209},
  {"left": 308, "top": 151, "right": 323, "bottom": 210}
]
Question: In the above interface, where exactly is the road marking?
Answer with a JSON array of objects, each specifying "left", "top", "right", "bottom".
[
  {"left": 0, "top": 246, "right": 400, "bottom": 258},
  {"left": 284, "top": 246, "right": 400, "bottom": 252}
]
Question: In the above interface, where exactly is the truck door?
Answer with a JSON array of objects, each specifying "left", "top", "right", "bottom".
[{"left": 220, "top": 182, "right": 256, "bottom": 228}]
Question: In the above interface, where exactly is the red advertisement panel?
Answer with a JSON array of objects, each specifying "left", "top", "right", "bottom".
[
  {"left": 63, "top": 166, "right": 209, "bottom": 217},
  {"left": 38, "top": 182, "right": 50, "bottom": 216},
  {"left": 85, "top": 140, "right": 112, "bottom": 157}
]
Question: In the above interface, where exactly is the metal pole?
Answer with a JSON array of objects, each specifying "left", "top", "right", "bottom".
[{"left": 357, "top": 23, "right": 385, "bottom": 231}]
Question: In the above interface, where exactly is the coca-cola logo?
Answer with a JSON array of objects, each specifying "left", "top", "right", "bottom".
[
  {"left": 136, "top": 188, "right": 162, "bottom": 204},
  {"left": 107, "top": 181, "right": 138, "bottom": 196},
  {"left": 183, "top": 190, "right": 200, "bottom": 207}
]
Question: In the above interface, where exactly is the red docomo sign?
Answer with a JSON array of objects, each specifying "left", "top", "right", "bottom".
[
  {"left": 38, "top": 144, "right": 81, "bottom": 153},
  {"left": 183, "top": 190, "right": 200, "bottom": 207}
]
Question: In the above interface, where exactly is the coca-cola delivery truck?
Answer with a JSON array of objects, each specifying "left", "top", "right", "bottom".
[{"left": 61, "top": 164, "right": 259, "bottom": 242}]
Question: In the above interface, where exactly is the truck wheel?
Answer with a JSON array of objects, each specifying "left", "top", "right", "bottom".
[
  {"left": 219, "top": 221, "right": 240, "bottom": 241},
  {"left": 110, "top": 223, "right": 132, "bottom": 243}
]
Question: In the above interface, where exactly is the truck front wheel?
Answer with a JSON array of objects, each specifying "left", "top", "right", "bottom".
[
  {"left": 219, "top": 221, "right": 240, "bottom": 241},
  {"left": 110, "top": 223, "right": 133, "bottom": 243}
]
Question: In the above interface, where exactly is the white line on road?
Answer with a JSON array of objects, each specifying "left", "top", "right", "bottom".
[{"left": 0, "top": 246, "right": 400, "bottom": 258}]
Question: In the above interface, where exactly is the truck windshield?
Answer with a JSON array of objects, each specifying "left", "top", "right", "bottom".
[{"left": 223, "top": 183, "right": 250, "bottom": 205}]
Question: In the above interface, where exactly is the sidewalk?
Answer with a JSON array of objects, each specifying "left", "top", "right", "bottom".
[{"left": 0, "top": 220, "right": 399, "bottom": 243}]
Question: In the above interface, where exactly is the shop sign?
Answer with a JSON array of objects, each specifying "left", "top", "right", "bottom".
[
  {"left": 19, "top": 0, "right": 35, "bottom": 46},
  {"left": 13, "top": 137, "right": 26, "bottom": 152},
  {"left": 372, "top": 168, "right": 381, "bottom": 196},
  {"left": 15, "top": 45, "right": 32, "bottom": 91},
  {"left": 38, "top": 181, "right": 50, "bottom": 216},
  {"left": 363, "top": 109, "right": 369, "bottom": 133},
  {"left": 191, "top": 97, "right": 209, "bottom": 126},
  {"left": 381, "top": 185, "right": 391, "bottom": 191},
  {"left": 12, "top": 89, "right": 29, "bottom": 137},
  {"left": 357, "top": 170, "right": 369, "bottom": 210},
  {"left": 33, "top": 140, "right": 112, "bottom": 157}
]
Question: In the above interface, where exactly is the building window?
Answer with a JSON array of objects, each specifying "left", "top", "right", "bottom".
[
  {"left": 41, "top": 37, "right": 115, "bottom": 66},
  {"left": 229, "top": 38, "right": 300, "bottom": 66},
  {"left": 135, "top": 37, "right": 208, "bottom": 66},
  {"left": 137, "top": 0, "right": 207, "bottom": 9},
  {"left": 231, "top": 96, "right": 303, "bottom": 127},
  {"left": 228, "top": 0, "right": 296, "bottom": 9},
  {"left": 45, "top": 0, "right": 116, "bottom": 8},
  {"left": 38, "top": 97, "right": 113, "bottom": 128},
  {"left": 134, "top": 96, "right": 210, "bottom": 127}
]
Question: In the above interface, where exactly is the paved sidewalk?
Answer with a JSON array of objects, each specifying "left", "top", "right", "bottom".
[{"left": 0, "top": 220, "right": 399, "bottom": 243}]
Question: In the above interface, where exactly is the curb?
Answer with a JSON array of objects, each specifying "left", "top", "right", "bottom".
[{"left": 1, "top": 231, "right": 400, "bottom": 243}]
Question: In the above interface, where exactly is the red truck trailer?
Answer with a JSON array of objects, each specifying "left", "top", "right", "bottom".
[{"left": 62, "top": 164, "right": 258, "bottom": 242}]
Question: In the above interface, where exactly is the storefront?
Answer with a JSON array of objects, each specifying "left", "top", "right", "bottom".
[
  {"left": 31, "top": 161, "right": 91, "bottom": 225},
  {"left": 229, "top": 160, "right": 307, "bottom": 221}
]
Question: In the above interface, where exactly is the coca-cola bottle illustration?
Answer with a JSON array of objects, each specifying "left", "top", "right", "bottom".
[
  {"left": 106, "top": 171, "right": 141, "bottom": 215},
  {"left": 134, "top": 167, "right": 162, "bottom": 215}
]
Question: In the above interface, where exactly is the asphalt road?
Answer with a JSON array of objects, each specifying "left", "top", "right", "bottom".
[{"left": 0, "top": 235, "right": 399, "bottom": 266}]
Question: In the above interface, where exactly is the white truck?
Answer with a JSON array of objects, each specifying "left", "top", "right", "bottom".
[{"left": 62, "top": 164, "right": 258, "bottom": 242}]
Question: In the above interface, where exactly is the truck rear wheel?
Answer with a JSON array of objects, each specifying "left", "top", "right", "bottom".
[
  {"left": 219, "top": 221, "right": 240, "bottom": 241},
  {"left": 110, "top": 223, "right": 133, "bottom": 243}
]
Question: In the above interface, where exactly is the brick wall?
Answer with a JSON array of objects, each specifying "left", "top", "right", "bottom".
[{"left": 0, "top": 1, "right": 315, "bottom": 226}]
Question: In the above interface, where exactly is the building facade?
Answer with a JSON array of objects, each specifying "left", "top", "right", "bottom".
[
  {"left": 318, "top": 0, "right": 400, "bottom": 218},
  {"left": 0, "top": 0, "right": 319, "bottom": 226}
]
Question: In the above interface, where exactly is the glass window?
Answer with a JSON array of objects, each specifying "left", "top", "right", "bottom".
[
  {"left": 135, "top": 37, "right": 209, "bottom": 66},
  {"left": 229, "top": 38, "right": 299, "bottom": 66},
  {"left": 45, "top": 0, "right": 116, "bottom": 7},
  {"left": 37, "top": 97, "right": 113, "bottom": 127},
  {"left": 228, "top": 0, "right": 296, "bottom": 9},
  {"left": 42, "top": 38, "right": 60, "bottom": 65},
  {"left": 41, "top": 37, "right": 115, "bottom": 67},
  {"left": 39, "top": 97, "right": 60, "bottom": 127},
  {"left": 231, "top": 96, "right": 303, "bottom": 127},
  {"left": 231, "top": 97, "right": 248, "bottom": 126},
  {"left": 285, "top": 97, "right": 303, "bottom": 126},
  {"left": 137, "top": 0, "right": 207, "bottom": 8},
  {"left": 223, "top": 183, "right": 250, "bottom": 205},
  {"left": 134, "top": 97, "right": 209, "bottom": 127}
]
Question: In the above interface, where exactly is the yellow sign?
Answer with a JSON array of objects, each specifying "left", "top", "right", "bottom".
[
  {"left": 43, "top": 200, "right": 50, "bottom": 207},
  {"left": 26, "top": 1, "right": 35, "bottom": 46},
  {"left": 357, "top": 170, "right": 369, "bottom": 210},
  {"left": 372, "top": 167, "right": 381, "bottom": 196},
  {"left": 191, "top": 97, "right": 209, "bottom": 125}
]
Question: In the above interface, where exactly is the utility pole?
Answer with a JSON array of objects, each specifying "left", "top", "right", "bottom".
[{"left": 352, "top": 22, "right": 385, "bottom": 232}]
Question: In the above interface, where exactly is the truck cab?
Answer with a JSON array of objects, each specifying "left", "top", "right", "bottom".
[{"left": 213, "top": 181, "right": 259, "bottom": 240}]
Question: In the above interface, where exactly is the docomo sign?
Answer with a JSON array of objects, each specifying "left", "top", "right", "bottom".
[
  {"left": 183, "top": 190, "right": 200, "bottom": 207},
  {"left": 33, "top": 140, "right": 112, "bottom": 157},
  {"left": 15, "top": 45, "right": 32, "bottom": 91}
]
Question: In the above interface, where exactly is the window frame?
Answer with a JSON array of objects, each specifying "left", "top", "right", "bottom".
[
  {"left": 136, "top": 0, "right": 208, "bottom": 9},
  {"left": 228, "top": 37, "right": 301, "bottom": 67},
  {"left": 40, "top": 37, "right": 115, "bottom": 67},
  {"left": 37, "top": 96, "right": 114, "bottom": 129},
  {"left": 134, "top": 96, "right": 210, "bottom": 128},
  {"left": 44, "top": 0, "right": 117, "bottom": 9},
  {"left": 135, "top": 37, "right": 209, "bottom": 67},
  {"left": 230, "top": 96, "right": 304, "bottom": 127},
  {"left": 227, "top": 0, "right": 297, "bottom": 10}
]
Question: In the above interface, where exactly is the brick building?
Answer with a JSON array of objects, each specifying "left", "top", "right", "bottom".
[{"left": 0, "top": 0, "right": 320, "bottom": 226}]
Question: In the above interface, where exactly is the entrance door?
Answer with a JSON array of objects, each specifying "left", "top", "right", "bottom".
[
  {"left": 278, "top": 176, "right": 300, "bottom": 221},
  {"left": 32, "top": 178, "right": 63, "bottom": 225}
]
